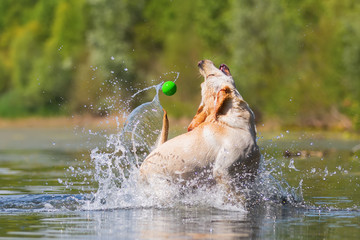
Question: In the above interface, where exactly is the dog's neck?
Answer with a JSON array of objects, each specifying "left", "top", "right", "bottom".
[
  {"left": 217, "top": 98, "right": 257, "bottom": 137},
  {"left": 201, "top": 78, "right": 257, "bottom": 138}
]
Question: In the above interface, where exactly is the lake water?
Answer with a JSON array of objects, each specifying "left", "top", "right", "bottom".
[{"left": 0, "top": 127, "right": 359, "bottom": 239}]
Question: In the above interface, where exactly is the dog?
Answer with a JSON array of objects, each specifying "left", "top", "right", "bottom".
[{"left": 139, "top": 60, "right": 260, "bottom": 194}]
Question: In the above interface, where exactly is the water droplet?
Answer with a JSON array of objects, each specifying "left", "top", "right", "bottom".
[
  {"left": 324, "top": 167, "right": 328, "bottom": 177},
  {"left": 110, "top": 56, "right": 115, "bottom": 60},
  {"left": 288, "top": 159, "right": 299, "bottom": 171}
]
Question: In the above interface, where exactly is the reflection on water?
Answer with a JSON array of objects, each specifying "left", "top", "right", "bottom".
[
  {"left": 1, "top": 200, "right": 359, "bottom": 239},
  {"left": 0, "top": 128, "right": 360, "bottom": 239}
]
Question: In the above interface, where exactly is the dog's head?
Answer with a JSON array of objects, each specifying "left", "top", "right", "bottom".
[
  {"left": 188, "top": 60, "right": 252, "bottom": 132},
  {"left": 197, "top": 59, "right": 242, "bottom": 103},
  {"left": 198, "top": 60, "right": 235, "bottom": 88},
  {"left": 198, "top": 60, "right": 231, "bottom": 78}
]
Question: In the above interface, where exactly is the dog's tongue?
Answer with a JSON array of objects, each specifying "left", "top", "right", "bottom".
[{"left": 219, "top": 64, "right": 231, "bottom": 76}]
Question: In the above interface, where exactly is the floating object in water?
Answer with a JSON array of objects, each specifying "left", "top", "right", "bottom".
[
  {"left": 283, "top": 150, "right": 328, "bottom": 158},
  {"left": 162, "top": 81, "right": 177, "bottom": 96}
]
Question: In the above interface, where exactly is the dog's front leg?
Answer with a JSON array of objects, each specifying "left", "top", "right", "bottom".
[
  {"left": 213, "top": 169, "right": 243, "bottom": 203},
  {"left": 213, "top": 148, "right": 234, "bottom": 197},
  {"left": 213, "top": 148, "right": 245, "bottom": 204},
  {"left": 214, "top": 170, "right": 246, "bottom": 204}
]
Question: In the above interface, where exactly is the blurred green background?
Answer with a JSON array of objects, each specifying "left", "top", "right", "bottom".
[{"left": 0, "top": 0, "right": 359, "bottom": 130}]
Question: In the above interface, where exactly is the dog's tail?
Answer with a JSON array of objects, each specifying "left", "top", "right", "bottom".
[{"left": 156, "top": 109, "right": 169, "bottom": 147}]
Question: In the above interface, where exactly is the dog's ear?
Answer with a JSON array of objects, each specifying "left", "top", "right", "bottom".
[
  {"left": 219, "top": 64, "right": 231, "bottom": 76},
  {"left": 214, "top": 86, "right": 232, "bottom": 118},
  {"left": 188, "top": 105, "right": 207, "bottom": 131}
]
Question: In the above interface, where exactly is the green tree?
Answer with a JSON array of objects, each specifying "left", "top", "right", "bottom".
[
  {"left": 228, "top": 0, "right": 356, "bottom": 129},
  {"left": 29, "top": 0, "right": 87, "bottom": 114},
  {"left": 0, "top": 0, "right": 359, "bottom": 130},
  {"left": 229, "top": 0, "right": 301, "bottom": 120},
  {"left": 339, "top": 0, "right": 360, "bottom": 129}
]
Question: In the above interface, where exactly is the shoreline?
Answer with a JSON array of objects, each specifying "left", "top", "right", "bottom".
[
  {"left": 0, "top": 115, "right": 358, "bottom": 139},
  {"left": 0, "top": 115, "right": 121, "bottom": 129}
]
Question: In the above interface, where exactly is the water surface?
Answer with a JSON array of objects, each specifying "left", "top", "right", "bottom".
[{"left": 0, "top": 127, "right": 359, "bottom": 239}]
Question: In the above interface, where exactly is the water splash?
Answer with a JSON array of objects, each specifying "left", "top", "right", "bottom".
[
  {"left": 73, "top": 75, "right": 302, "bottom": 211},
  {"left": 76, "top": 76, "right": 248, "bottom": 211},
  {"left": 251, "top": 155, "right": 303, "bottom": 205},
  {"left": 0, "top": 194, "right": 88, "bottom": 212},
  {"left": 86, "top": 83, "right": 165, "bottom": 209}
]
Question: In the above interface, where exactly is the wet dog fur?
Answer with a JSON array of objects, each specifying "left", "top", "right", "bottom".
[{"left": 139, "top": 60, "right": 260, "bottom": 195}]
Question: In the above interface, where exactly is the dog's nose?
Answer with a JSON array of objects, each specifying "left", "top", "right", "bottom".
[{"left": 198, "top": 60, "right": 204, "bottom": 68}]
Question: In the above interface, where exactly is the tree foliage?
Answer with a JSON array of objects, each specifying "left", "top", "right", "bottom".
[{"left": 0, "top": 0, "right": 359, "bottom": 129}]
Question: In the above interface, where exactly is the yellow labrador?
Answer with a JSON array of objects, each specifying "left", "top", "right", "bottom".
[{"left": 139, "top": 60, "right": 260, "bottom": 192}]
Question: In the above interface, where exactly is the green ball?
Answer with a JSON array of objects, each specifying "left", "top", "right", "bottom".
[{"left": 162, "top": 81, "right": 177, "bottom": 96}]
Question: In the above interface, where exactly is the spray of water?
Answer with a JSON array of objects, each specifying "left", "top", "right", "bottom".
[
  {"left": 66, "top": 72, "right": 304, "bottom": 211},
  {"left": 85, "top": 83, "right": 166, "bottom": 209}
]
